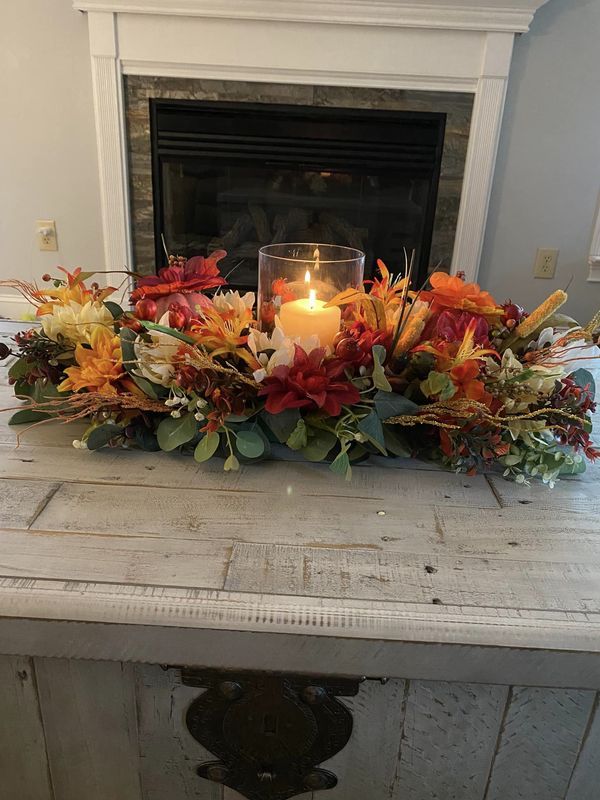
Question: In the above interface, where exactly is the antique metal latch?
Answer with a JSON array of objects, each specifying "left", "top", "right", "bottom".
[{"left": 181, "top": 668, "right": 360, "bottom": 800}]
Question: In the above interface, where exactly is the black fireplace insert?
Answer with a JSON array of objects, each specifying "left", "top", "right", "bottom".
[{"left": 150, "top": 99, "right": 446, "bottom": 290}]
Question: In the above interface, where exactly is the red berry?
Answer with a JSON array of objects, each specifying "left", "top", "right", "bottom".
[
  {"left": 135, "top": 298, "right": 158, "bottom": 321},
  {"left": 335, "top": 337, "right": 361, "bottom": 362}
]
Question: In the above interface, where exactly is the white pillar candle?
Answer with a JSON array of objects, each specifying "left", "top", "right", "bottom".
[{"left": 279, "top": 289, "right": 341, "bottom": 348}]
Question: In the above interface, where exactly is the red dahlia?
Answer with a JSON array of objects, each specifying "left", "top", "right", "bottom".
[{"left": 258, "top": 345, "right": 360, "bottom": 416}]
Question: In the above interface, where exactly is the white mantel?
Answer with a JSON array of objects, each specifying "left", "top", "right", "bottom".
[{"left": 74, "top": 0, "right": 550, "bottom": 281}]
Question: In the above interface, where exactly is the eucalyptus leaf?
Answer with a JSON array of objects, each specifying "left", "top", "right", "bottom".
[
  {"left": 8, "top": 358, "right": 29, "bottom": 381},
  {"left": 119, "top": 327, "right": 137, "bottom": 375},
  {"left": 382, "top": 426, "right": 412, "bottom": 458},
  {"left": 86, "top": 423, "right": 124, "bottom": 451},
  {"left": 131, "top": 374, "right": 161, "bottom": 400},
  {"left": 140, "top": 320, "right": 196, "bottom": 344},
  {"left": 104, "top": 301, "right": 124, "bottom": 320},
  {"left": 570, "top": 368, "right": 596, "bottom": 399},
  {"left": 261, "top": 408, "right": 301, "bottom": 443},
  {"left": 371, "top": 344, "right": 391, "bottom": 391},
  {"left": 329, "top": 450, "right": 351, "bottom": 480},
  {"left": 194, "top": 431, "right": 220, "bottom": 463},
  {"left": 224, "top": 454, "right": 240, "bottom": 471},
  {"left": 8, "top": 408, "right": 51, "bottom": 426},
  {"left": 357, "top": 410, "right": 387, "bottom": 455},
  {"left": 286, "top": 419, "right": 308, "bottom": 450},
  {"left": 374, "top": 390, "right": 420, "bottom": 421},
  {"left": 156, "top": 413, "right": 198, "bottom": 452},
  {"left": 301, "top": 429, "right": 337, "bottom": 462},
  {"left": 235, "top": 430, "right": 265, "bottom": 459}
]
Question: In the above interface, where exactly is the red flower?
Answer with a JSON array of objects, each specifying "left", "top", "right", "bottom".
[
  {"left": 130, "top": 251, "right": 227, "bottom": 309},
  {"left": 424, "top": 309, "right": 490, "bottom": 345},
  {"left": 258, "top": 345, "right": 360, "bottom": 416}
]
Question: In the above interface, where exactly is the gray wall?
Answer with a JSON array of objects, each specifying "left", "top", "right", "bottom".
[{"left": 479, "top": 0, "right": 600, "bottom": 322}]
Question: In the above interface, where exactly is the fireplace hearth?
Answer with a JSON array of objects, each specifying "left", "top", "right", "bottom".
[{"left": 150, "top": 99, "right": 446, "bottom": 290}]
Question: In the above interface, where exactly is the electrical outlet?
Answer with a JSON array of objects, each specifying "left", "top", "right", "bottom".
[
  {"left": 36, "top": 219, "right": 58, "bottom": 251},
  {"left": 534, "top": 248, "right": 558, "bottom": 279}
]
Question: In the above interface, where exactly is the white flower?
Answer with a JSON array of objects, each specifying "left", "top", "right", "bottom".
[
  {"left": 133, "top": 328, "right": 181, "bottom": 387},
  {"left": 212, "top": 290, "right": 255, "bottom": 319},
  {"left": 40, "top": 300, "right": 114, "bottom": 345},
  {"left": 247, "top": 322, "right": 320, "bottom": 382}
]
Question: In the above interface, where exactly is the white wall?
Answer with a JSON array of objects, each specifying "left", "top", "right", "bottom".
[
  {"left": 1, "top": 0, "right": 599, "bottom": 324},
  {"left": 479, "top": 0, "right": 600, "bottom": 323},
  {"left": 0, "top": 0, "right": 103, "bottom": 318}
]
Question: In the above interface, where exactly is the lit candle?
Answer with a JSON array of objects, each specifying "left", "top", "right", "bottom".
[{"left": 279, "top": 287, "right": 341, "bottom": 348}]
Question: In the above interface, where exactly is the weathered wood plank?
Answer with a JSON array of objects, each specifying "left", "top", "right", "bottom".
[
  {"left": 0, "top": 529, "right": 230, "bottom": 588},
  {"left": 392, "top": 680, "right": 507, "bottom": 800},
  {"left": 0, "top": 654, "right": 53, "bottom": 800},
  {"left": 323, "top": 679, "right": 406, "bottom": 800},
  {"left": 35, "top": 657, "right": 142, "bottom": 800},
  {"left": 0, "top": 443, "right": 499, "bottom": 507},
  {"left": 0, "top": 477, "right": 60, "bottom": 529},
  {"left": 134, "top": 664, "right": 222, "bottom": 800},
  {"left": 485, "top": 687, "right": 595, "bottom": 800},
  {"left": 565, "top": 695, "right": 600, "bottom": 800},
  {"left": 226, "top": 542, "right": 600, "bottom": 612},
  {"left": 488, "top": 474, "right": 600, "bottom": 516}
]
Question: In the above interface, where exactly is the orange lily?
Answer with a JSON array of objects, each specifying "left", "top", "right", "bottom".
[
  {"left": 421, "top": 271, "right": 503, "bottom": 319},
  {"left": 190, "top": 307, "right": 260, "bottom": 370}
]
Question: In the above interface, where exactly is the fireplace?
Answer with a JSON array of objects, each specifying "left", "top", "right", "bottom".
[{"left": 149, "top": 99, "right": 446, "bottom": 289}]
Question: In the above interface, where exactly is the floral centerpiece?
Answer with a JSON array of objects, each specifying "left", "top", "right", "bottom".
[{"left": 1, "top": 253, "right": 598, "bottom": 486}]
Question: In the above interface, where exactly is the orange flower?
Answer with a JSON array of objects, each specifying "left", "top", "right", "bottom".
[
  {"left": 449, "top": 360, "right": 491, "bottom": 403},
  {"left": 190, "top": 307, "right": 260, "bottom": 370},
  {"left": 58, "top": 327, "right": 125, "bottom": 394},
  {"left": 421, "top": 272, "right": 503, "bottom": 319},
  {"left": 35, "top": 268, "right": 115, "bottom": 316}
]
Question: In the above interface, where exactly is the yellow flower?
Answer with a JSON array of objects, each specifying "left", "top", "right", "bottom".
[
  {"left": 40, "top": 300, "right": 114, "bottom": 345},
  {"left": 59, "top": 327, "right": 124, "bottom": 394},
  {"left": 514, "top": 290, "right": 567, "bottom": 339}
]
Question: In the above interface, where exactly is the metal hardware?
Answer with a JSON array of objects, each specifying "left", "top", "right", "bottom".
[{"left": 181, "top": 668, "right": 360, "bottom": 800}]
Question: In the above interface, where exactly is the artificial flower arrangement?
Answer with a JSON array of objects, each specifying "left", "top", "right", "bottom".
[{"left": 1, "top": 251, "right": 599, "bottom": 486}]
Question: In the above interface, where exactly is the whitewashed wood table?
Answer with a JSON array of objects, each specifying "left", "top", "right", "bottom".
[{"left": 0, "top": 321, "right": 599, "bottom": 800}]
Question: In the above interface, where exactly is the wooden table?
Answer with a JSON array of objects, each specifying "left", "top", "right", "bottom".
[{"left": 1, "top": 321, "right": 599, "bottom": 800}]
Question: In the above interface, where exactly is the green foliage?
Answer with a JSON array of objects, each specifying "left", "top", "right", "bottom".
[
  {"left": 286, "top": 419, "right": 308, "bottom": 450},
  {"left": 371, "top": 345, "right": 392, "bottom": 391},
  {"left": 8, "top": 408, "right": 51, "bottom": 426},
  {"left": 382, "top": 425, "right": 412, "bottom": 458},
  {"left": 570, "top": 368, "right": 596, "bottom": 399},
  {"left": 194, "top": 431, "right": 220, "bottom": 463},
  {"left": 261, "top": 409, "right": 301, "bottom": 443},
  {"left": 104, "top": 301, "right": 124, "bottom": 320},
  {"left": 156, "top": 413, "right": 198, "bottom": 452},
  {"left": 86, "top": 423, "right": 124, "bottom": 451},
  {"left": 140, "top": 321, "right": 196, "bottom": 344},
  {"left": 301, "top": 428, "right": 337, "bottom": 462},
  {"left": 329, "top": 449, "right": 351, "bottom": 480},
  {"left": 357, "top": 410, "right": 386, "bottom": 455},
  {"left": 8, "top": 358, "right": 29, "bottom": 382},
  {"left": 235, "top": 430, "right": 265, "bottom": 459},
  {"left": 374, "top": 390, "right": 419, "bottom": 421},
  {"left": 420, "top": 370, "right": 456, "bottom": 400}
]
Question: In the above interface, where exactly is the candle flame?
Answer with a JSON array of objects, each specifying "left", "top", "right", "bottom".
[
  {"left": 304, "top": 269, "right": 311, "bottom": 285},
  {"left": 308, "top": 289, "right": 317, "bottom": 310}
]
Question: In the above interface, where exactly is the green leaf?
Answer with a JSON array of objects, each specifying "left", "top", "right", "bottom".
[
  {"left": 286, "top": 419, "right": 308, "bottom": 450},
  {"left": 570, "top": 368, "right": 595, "bottom": 399},
  {"left": 383, "top": 426, "right": 412, "bottom": 458},
  {"left": 8, "top": 408, "right": 51, "bottom": 426},
  {"left": 235, "top": 430, "right": 265, "bottom": 459},
  {"left": 156, "top": 413, "right": 198, "bottom": 452},
  {"left": 420, "top": 371, "right": 456, "bottom": 400},
  {"left": 140, "top": 320, "right": 196, "bottom": 344},
  {"left": 194, "top": 431, "right": 220, "bottom": 463},
  {"left": 71, "top": 270, "right": 95, "bottom": 286},
  {"left": 301, "top": 429, "right": 337, "bottom": 462},
  {"left": 104, "top": 301, "right": 124, "bottom": 320},
  {"left": 133, "top": 425, "right": 161, "bottom": 452},
  {"left": 374, "top": 390, "right": 420, "bottom": 421},
  {"left": 131, "top": 375, "right": 161, "bottom": 400},
  {"left": 120, "top": 327, "right": 137, "bottom": 375},
  {"left": 224, "top": 453, "right": 240, "bottom": 471},
  {"left": 329, "top": 450, "right": 351, "bottom": 480},
  {"left": 357, "top": 410, "right": 387, "bottom": 455},
  {"left": 86, "top": 423, "right": 123, "bottom": 451},
  {"left": 371, "top": 344, "right": 392, "bottom": 391},
  {"left": 8, "top": 358, "right": 29, "bottom": 382},
  {"left": 261, "top": 408, "right": 301, "bottom": 443}
]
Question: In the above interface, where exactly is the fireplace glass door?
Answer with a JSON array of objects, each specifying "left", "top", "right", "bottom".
[{"left": 150, "top": 100, "right": 445, "bottom": 290}]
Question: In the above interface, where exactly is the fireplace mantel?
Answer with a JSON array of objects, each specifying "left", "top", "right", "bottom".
[{"left": 74, "top": 0, "right": 550, "bottom": 281}]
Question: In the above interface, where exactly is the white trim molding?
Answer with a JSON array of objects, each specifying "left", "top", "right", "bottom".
[
  {"left": 75, "top": 0, "right": 550, "bottom": 282},
  {"left": 588, "top": 191, "right": 600, "bottom": 282}
]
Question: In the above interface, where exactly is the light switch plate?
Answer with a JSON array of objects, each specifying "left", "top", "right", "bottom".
[
  {"left": 533, "top": 248, "right": 558, "bottom": 279},
  {"left": 36, "top": 220, "right": 58, "bottom": 251}
]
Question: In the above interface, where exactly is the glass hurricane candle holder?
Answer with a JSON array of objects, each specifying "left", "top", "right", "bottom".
[{"left": 257, "top": 243, "right": 365, "bottom": 348}]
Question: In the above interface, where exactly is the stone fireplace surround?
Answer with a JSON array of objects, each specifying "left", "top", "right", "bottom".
[{"left": 75, "top": 0, "right": 550, "bottom": 283}]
